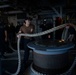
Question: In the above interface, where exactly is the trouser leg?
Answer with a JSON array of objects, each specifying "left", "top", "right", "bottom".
[{"left": 23, "top": 39, "right": 30, "bottom": 64}]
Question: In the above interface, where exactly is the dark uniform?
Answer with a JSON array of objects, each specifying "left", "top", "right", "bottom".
[
  {"left": 68, "top": 26, "right": 76, "bottom": 42},
  {"left": 0, "top": 21, "right": 6, "bottom": 57},
  {"left": 40, "top": 23, "right": 53, "bottom": 40}
]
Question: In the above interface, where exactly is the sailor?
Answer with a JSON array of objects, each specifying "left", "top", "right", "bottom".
[
  {"left": 17, "top": 17, "right": 35, "bottom": 69},
  {"left": 0, "top": 19, "right": 7, "bottom": 58}
]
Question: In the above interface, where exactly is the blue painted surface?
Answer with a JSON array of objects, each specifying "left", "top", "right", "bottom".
[{"left": 28, "top": 42, "right": 75, "bottom": 55}]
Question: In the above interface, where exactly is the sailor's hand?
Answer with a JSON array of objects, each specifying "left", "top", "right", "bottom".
[
  {"left": 67, "top": 23, "right": 73, "bottom": 26},
  {"left": 30, "top": 28, "right": 33, "bottom": 32},
  {"left": 17, "top": 30, "right": 21, "bottom": 38},
  {"left": 17, "top": 34, "right": 21, "bottom": 38}
]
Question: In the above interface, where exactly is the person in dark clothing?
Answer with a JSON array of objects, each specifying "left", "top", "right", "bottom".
[
  {"left": 66, "top": 24, "right": 76, "bottom": 42},
  {"left": 5, "top": 23, "right": 16, "bottom": 53},
  {"left": 17, "top": 17, "right": 35, "bottom": 70},
  {"left": 7, "top": 23, "right": 16, "bottom": 43},
  {"left": 40, "top": 24, "right": 47, "bottom": 39},
  {"left": 0, "top": 20, "right": 7, "bottom": 58},
  {"left": 40, "top": 20, "right": 53, "bottom": 40}
]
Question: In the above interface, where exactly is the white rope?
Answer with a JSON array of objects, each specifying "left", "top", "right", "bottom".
[
  {"left": 60, "top": 57, "right": 76, "bottom": 75},
  {"left": 5, "top": 37, "right": 21, "bottom": 75},
  {"left": 5, "top": 23, "right": 76, "bottom": 75},
  {"left": 18, "top": 23, "right": 76, "bottom": 37},
  {"left": 61, "top": 27, "right": 69, "bottom": 41}
]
